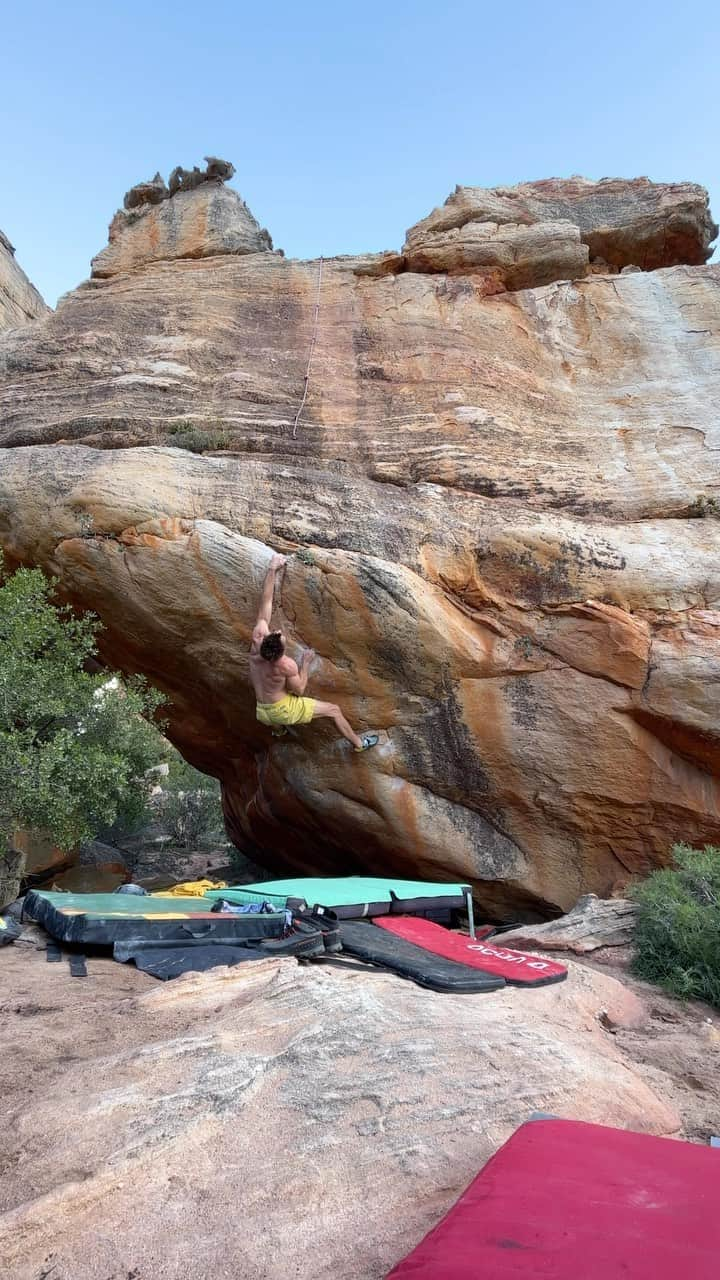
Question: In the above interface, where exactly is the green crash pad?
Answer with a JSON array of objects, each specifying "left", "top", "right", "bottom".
[
  {"left": 24, "top": 890, "right": 288, "bottom": 946},
  {"left": 206, "top": 876, "right": 471, "bottom": 919},
  {"left": 28, "top": 892, "right": 213, "bottom": 916}
]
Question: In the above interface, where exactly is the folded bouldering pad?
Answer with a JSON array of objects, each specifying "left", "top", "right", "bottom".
[
  {"left": 386, "top": 1117, "right": 720, "bottom": 1278},
  {"left": 376, "top": 917, "right": 568, "bottom": 987},
  {"left": 128, "top": 944, "right": 275, "bottom": 981},
  {"left": 338, "top": 921, "right": 504, "bottom": 993},
  {"left": 24, "top": 890, "right": 287, "bottom": 946},
  {"left": 207, "top": 877, "right": 471, "bottom": 919},
  {"left": 150, "top": 878, "right": 228, "bottom": 897}
]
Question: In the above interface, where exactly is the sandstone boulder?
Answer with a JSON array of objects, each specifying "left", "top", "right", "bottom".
[
  {"left": 0, "top": 229, "right": 49, "bottom": 330},
  {"left": 78, "top": 838, "right": 130, "bottom": 867},
  {"left": 91, "top": 180, "right": 274, "bottom": 278},
  {"left": 0, "top": 177, "right": 719, "bottom": 916},
  {"left": 0, "top": 940, "right": 686, "bottom": 1280},
  {"left": 404, "top": 176, "right": 718, "bottom": 283},
  {"left": 11, "top": 829, "right": 75, "bottom": 880},
  {"left": 1, "top": 830, "right": 76, "bottom": 910},
  {"left": 46, "top": 863, "right": 128, "bottom": 893}
]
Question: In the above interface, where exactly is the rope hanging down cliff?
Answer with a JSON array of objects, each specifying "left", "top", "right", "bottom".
[{"left": 292, "top": 257, "right": 324, "bottom": 439}]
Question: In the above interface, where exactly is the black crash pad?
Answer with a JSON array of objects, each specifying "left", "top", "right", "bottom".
[
  {"left": 338, "top": 922, "right": 505, "bottom": 994},
  {"left": 127, "top": 944, "right": 274, "bottom": 981},
  {"left": 114, "top": 927, "right": 324, "bottom": 965}
]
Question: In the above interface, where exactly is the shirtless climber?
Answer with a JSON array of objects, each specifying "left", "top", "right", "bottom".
[{"left": 249, "top": 554, "right": 379, "bottom": 752}]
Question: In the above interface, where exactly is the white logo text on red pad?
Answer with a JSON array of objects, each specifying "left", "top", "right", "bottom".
[{"left": 467, "top": 943, "right": 553, "bottom": 972}]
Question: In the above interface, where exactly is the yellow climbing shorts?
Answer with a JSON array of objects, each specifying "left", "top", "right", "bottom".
[{"left": 256, "top": 693, "right": 316, "bottom": 727}]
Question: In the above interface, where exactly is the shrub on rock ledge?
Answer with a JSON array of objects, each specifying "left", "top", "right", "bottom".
[
  {"left": 632, "top": 844, "right": 720, "bottom": 1009},
  {"left": 166, "top": 422, "right": 231, "bottom": 453}
]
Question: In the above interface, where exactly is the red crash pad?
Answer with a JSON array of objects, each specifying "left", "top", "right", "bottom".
[
  {"left": 376, "top": 917, "right": 567, "bottom": 986},
  {"left": 386, "top": 1118, "right": 720, "bottom": 1279}
]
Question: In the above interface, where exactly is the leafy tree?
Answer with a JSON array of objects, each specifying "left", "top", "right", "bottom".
[
  {"left": 156, "top": 756, "right": 225, "bottom": 850},
  {"left": 97, "top": 712, "right": 172, "bottom": 845},
  {"left": 632, "top": 843, "right": 720, "bottom": 1009},
  {"left": 0, "top": 556, "right": 165, "bottom": 898}
]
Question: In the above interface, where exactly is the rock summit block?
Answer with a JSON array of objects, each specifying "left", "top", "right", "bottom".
[
  {"left": 404, "top": 176, "right": 718, "bottom": 287},
  {"left": 91, "top": 158, "right": 274, "bottom": 277}
]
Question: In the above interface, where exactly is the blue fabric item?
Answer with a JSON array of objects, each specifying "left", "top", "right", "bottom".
[{"left": 214, "top": 899, "right": 277, "bottom": 915}]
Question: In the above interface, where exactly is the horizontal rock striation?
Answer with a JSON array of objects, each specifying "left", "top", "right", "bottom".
[
  {"left": 2, "top": 252, "right": 719, "bottom": 521},
  {"left": 0, "top": 174, "right": 719, "bottom": 915}
]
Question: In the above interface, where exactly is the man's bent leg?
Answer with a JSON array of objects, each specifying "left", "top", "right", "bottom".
[{"left": 312, "top": 700, "right": 364, "bottom": 750}]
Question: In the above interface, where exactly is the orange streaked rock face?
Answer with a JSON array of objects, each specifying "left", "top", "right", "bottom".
[{"left": 0, "top": 175, "right": 718, "bottom": 916}]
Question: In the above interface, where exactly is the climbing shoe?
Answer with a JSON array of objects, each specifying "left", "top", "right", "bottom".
[
  {"left": 294, "top": 906, "right": 342, "bottom": 954},
  {"left": 354, "top": 732, "right": 379, "bottom": 753},
  {"left": 258, "top": 919, "right": 325, "bottom": 959}
]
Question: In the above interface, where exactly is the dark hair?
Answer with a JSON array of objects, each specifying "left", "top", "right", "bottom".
[{"left": 260, "top": 631, "right": 284, "bottom": 662}]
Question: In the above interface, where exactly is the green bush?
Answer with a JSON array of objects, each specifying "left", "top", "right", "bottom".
[
  {"left": 687, "top": 494, "right": 720, "bottom": 518},
  {"left": 631, "top": 843, "right": 720, "bottom": 1008},
  {"left": 156, "top": 757, "right": 225, "bottom": 850},
  {"left": 97, "top": 719, "right": 173, "bottom": 845},
  {"left": 0, "top": 554, "right": 166, "bottom": 901},
  {"left": 166, "top": 421, "right": 230, "bottom": 453}
]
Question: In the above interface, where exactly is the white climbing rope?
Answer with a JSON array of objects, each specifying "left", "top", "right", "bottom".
[{"left": 292, "top": 256, "right": 324, "bottom": 439}]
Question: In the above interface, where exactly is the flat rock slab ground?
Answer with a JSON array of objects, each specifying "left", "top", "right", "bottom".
[{"left": 1, "top": 931, "right": 718, "bottom": 1280}]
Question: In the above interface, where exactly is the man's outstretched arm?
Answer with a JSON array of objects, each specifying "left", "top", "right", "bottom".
[{"left": 251, "top": 554, "right": 286, "bottom": 647}]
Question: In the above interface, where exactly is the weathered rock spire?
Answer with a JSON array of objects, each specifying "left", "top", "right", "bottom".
[{"left": 91, "top": 156, "right": 274, "bottom": 278}]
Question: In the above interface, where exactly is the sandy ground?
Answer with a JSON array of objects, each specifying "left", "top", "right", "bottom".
[{"left": 570, "top": 944, "right": 720, "bottom": 1143}]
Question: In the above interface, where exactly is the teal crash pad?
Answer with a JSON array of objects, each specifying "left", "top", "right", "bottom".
[{"left": 205, "top": 876, "right": 471, "bottom": 918}]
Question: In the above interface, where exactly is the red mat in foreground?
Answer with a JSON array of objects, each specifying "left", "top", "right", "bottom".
[
  {"left": 376, "top": 917, "right": 567, "bottom": 986},
  {"left": 386, "top": 1118, "right": 720, "bottom": 1279}
]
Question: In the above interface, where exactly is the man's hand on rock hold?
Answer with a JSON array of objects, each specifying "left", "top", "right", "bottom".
[
  {"left": 301, "top": 648, "right": 315, "bottom": 668},
  {"left": 270, "top": 554, "right": 287, "bottom": 573}
]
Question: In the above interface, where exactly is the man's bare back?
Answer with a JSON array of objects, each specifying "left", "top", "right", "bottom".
[
  {"left": 249, "top": 646, "right": 307, "bottom": 704},
  {"left": 249, "top": 553, "right": 378, "bottom": 752}
]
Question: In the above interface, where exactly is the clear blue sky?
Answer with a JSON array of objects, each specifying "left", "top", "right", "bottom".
[{"left": 2, "top": 0, "right": 718, "bottom": 307}]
